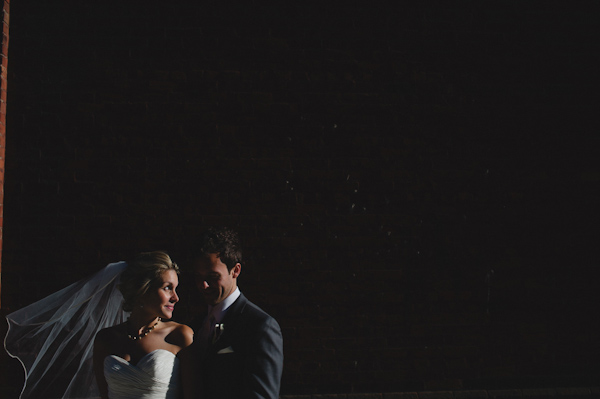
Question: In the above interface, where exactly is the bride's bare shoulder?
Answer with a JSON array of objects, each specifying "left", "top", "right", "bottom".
[{"left": 164, "top": 321, "right": 194, "bottom": 348}]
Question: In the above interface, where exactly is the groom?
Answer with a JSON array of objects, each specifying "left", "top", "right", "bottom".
[{"left": 182, "top": 227, "right": 284, "bottom": 399}]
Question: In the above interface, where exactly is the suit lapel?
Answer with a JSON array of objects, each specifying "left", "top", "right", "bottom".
[
  {"left": 220, "top": 293, "right": 247, "bottom": 326},
  {"left": 208, "top": 293, "right": 247, "bottom": 351}
]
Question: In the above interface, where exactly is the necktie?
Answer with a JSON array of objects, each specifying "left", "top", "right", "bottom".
[
  {"left": 197, "top": 313, "right": 216, "bottom": 353},
  {"left": 207, "top": 315, "right": 217, "bottom": 345}
]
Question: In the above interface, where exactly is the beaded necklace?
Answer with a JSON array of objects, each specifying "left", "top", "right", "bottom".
[{"left": 127, "top": 317, "right": 161, "bottom": 340}]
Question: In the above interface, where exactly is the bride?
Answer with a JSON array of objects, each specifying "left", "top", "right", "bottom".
[
  {"left": 4, "top": 251, "right": 194, "bottom": 399},
  {"left": 93, "top": 251, "right": 193, "bottom": 399}
]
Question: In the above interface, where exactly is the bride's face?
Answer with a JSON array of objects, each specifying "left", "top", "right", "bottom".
[{"left": 141, "top": 269, "right": 180, "bottom": 320}]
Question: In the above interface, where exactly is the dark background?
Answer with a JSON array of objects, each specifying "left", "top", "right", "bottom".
[{"left": 1, "top": 1, "right": 599, "bottom": 397}]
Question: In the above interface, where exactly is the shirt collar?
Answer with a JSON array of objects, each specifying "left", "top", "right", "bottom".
[{"left": 208, "top": 287, "right": 240, "bottom": 324}]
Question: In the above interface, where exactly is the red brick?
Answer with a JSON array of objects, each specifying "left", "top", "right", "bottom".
[
  {"left": 348, "top": 395, "right": 383, "bottom": 399},
  {"left": 489, "top": 390, "right": 523, "bottom": 399},
  {"left": 521, "top": 389, "right": 555, "bottom": 399},
  {"left": 555, "top": 388, "right": 591, "bottom": 398},
  {"left": 418, "top": 392, "right": 454, "bottom": 399},
  {"left": 454, "top": 391, "right": 489, "bottom": 399},
  {"left": 313, "top": 394, "right": 347, "bottom": 399}
]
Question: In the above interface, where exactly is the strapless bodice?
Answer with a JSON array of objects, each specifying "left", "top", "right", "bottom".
[{"left": 104, "top": 349, "right": 180, "bottom": 399}]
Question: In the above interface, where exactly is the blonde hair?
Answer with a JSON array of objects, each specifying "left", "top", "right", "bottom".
[{"left": 118, "top": 251, "right": 179, "bottom": 312}]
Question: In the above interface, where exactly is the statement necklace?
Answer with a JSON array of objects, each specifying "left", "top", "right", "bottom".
[{"left": 127, "top": 317, "right": 161, "bottom": 340}]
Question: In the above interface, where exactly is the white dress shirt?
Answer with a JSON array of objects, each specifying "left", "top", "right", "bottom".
[{"left": 207, "top": 287, "right": 241, "bottom": 325}]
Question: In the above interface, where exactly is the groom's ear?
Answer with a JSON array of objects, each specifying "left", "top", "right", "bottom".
[{"left": 231, "top": 263, "right": 241, "bottom": 279}]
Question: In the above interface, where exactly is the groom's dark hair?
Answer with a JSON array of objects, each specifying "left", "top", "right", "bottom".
[{"left": 195, "top": 226, "right": 242, "bottom": 271}]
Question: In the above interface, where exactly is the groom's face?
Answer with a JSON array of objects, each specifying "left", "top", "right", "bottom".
[{"left": 193, "top": 253, "right": 241, "bottom": 306}]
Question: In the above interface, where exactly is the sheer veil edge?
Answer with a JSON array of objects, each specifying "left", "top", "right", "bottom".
[{"left": 4, "top": 261, "right": 130, "bottom": 399}]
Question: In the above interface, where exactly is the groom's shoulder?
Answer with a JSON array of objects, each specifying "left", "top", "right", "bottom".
[{"left": 237, "top": 295, "right": 279, "bottom": 326}]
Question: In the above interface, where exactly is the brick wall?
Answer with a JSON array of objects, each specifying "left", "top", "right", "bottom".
[
  {"left": 1, "top": 1, "right": 598, "bottom": 397},
  {"left": 281, "top": 388, "right": 600, "bottom": 399},
  {"left": 0, "top": 0, "right": 8, "bottom": 305}
]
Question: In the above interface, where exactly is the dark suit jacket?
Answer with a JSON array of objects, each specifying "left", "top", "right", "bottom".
[{"left": 198, "top": 293, "right": 283, "bottom": 399}]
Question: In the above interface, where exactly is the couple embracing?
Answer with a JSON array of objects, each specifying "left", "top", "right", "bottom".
[{"left": 5, "top": 227, "right": 284, "bottom": 399}]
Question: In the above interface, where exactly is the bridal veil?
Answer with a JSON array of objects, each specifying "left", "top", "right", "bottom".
[{"left": 4, "top": 261, "right": 129, "bottom": 399}]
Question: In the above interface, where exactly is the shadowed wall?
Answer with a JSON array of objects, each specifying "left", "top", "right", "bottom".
[{"left": 1, "top": 1, "right": 598, "bottom": 397}]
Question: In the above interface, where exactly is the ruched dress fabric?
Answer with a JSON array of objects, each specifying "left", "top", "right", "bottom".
[{"left": 104, "top": 349, "right": 180, "bottom": 399}]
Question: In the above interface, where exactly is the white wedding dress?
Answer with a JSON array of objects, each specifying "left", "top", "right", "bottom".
[
  {"left": 4, "top": 261, "right": 184, "bottom": 399},
  {"left": 104, "top": 349, "right": 181, "bottom": 399}
]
